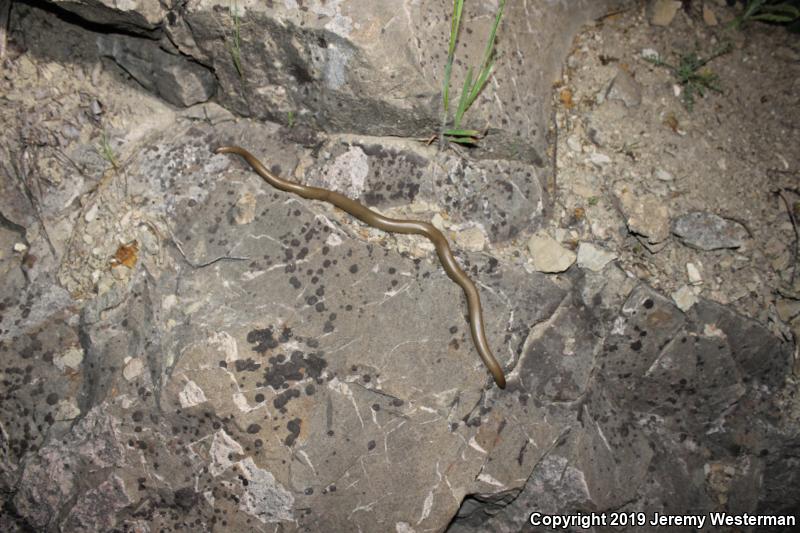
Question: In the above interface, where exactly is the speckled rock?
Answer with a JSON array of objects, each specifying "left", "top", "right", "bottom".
[{"left": 672, "top": 211, "right": 749, "bottom": 251}]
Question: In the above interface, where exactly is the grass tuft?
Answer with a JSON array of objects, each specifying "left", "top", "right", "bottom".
[
  {"left": 439, "top": 0, "right": 505, "bottom": 147},
  {"left": 229, "top": 1, "right": 244, "bottom": 78},
  {"left": 97, "top": 132, "right": 118, "bottom": 169},
  {"left": 645, "top": 44, "right": 731, "bottom": 112},
  {"left": 730, "top": 0, "right": 800, "bottom": 29}
]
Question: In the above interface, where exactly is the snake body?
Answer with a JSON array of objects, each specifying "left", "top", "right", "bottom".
[{"left": 216, "top": 146, "right": 506, "bottom": 389}]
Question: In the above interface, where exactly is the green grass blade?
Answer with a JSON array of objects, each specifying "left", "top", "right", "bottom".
[
  {"left": 445, "top": 135, "right": 480, "bottom": 145},
  {"left": 453, "top": 67, "right": 473, "bottom": 129},
  {"left": 466, "top": 59, "right": 494, "bottom": 109},
  {"left": 448, "top": 0, "right": 464, "bottom": 58},
  {"left": 443, "top": 128, "right": 481, "bottom": 136},
  {"left": 464, "top": 0, "right": 504, "bottom": 116},
  {"left": 442, "top": 60, "right": 453, "bottom": 112}
]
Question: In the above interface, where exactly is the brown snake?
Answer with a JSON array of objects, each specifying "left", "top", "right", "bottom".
[{"left": 216, "top": 146, "right": 506, "bottom": 389}]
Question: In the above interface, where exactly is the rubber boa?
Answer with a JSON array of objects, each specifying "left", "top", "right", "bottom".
[{"left": 215, "top": 146, "right": 506, "bottom": 389}]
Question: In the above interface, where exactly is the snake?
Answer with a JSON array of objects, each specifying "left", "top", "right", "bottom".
[{"left": 215, "top": 146, "right": 507, "bottom": 389}]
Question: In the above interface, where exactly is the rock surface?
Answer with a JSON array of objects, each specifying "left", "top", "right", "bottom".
[
  {"left": 1, "top": 1, "right": 798, "bottom": 532},
  {"left": 672, "top": 211, "right": 750, "bottom": 251}
]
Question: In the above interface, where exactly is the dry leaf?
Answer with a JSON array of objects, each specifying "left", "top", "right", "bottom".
[{"left": 113, "top": 240, "right": 139, "bottom": 268}]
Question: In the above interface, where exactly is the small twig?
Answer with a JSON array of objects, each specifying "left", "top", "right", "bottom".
[
  {"left": 774, "top": 187, "right": 800, "bottom": 285},
  {"left": 167, "top": 224, "right": 249, "bottom": 268}
]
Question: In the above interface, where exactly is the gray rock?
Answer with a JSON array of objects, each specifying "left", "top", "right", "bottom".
[
  {"left": 672, "top": 211, "right": 749, "bottom": 250},
  {"left": 96, "top": 33, "right": 215, "bottom": 107},
  {"left": 614, "top": 185, "right": 671, "bottom": 244},
  {"left": 648, "top": 0, "right": 682, "bottom": 27},
  {"left": 528, "top": 233, "right": 577, "bottom": 273},
  {"left": 53, "top": 0, "right": 166, "bottom": 32},
  {"left": 577, "top": 242, "right": 617, "bottom": 271},
  {"left": 606, "top": 68, "right": 642, "bottom": 108}
]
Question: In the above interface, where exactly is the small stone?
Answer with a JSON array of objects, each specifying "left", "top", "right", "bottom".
[
  {"left": 55, "top": 400, "right": 81, "bottom": 421},
  {"left": 233, "top": 192, "right": 257, "bottom": 225},
  {"left": 454, "top": 227, "right": 486, "bottom": 252},
  {"left": 431, "top": 213, "right": 446, "bottom": 232},
  {"left": 83, "top": 204, "right": 100, "bottom": 222},
  {"left": 577, "top": 242, "right": 617, "bottom": 272},
  {"left": 13, "top": 242, "right": 28, "bottom": 253},
  {"left": 123, "top": 357, "right": 144, "bottom": 380},
  {"left": 606, "top": 68, "right": 642, "bottom": 108},
  {"left": 54, "top": 346, "right": 84, "bottom": 372},
  {"left": 649, "top": 0, "right": 682, "bottom": 26},
  {"left": 776, "top": 299, "right": 800, "bottom": 322},
  {"left": 672, "top": 285, "right": 698, "bottom": 312},
  {"left": 703, "top": 4, "right": 718, "bottom": 26},
  {"left": 588, "top": 152, "right": 612, "bottom": 166},
  {"left": 686, "top": 262, "right": 703, "bottom": 285},
  {"left": 672, "top": 212, "right": 748, "bottom": 250},
  {"left": 528, "top": 233, "right": 576, "bottom": 273},
  {"left": 567, "top": 135, "right": 582, "bottom": 152},
  {"left": 615, "top": 185, "right": 671, "bottom": 244},
  {"left": 90, "top": 99, "right": 103, "bottom": 116},
  {"left": 642, "top": 48, "right": 660, "bottom": 61},
  {"left": 653, "top": 168, "right": 674, "bottom": 181}
]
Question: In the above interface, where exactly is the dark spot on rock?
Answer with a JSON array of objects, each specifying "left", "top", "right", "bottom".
[
  {"left": 46, "top": 393, "right": 59, "bottom": 406},
  {"left": 285, "top": 418, "right": 302, "bottom": 446},
  {"left": 349, "top": 264, "right": 359, "bottom": 274},
  {"left": 174, "top": 487, "right": 197, "bottom": 510},
  {"left": 305, "top": 384, "right": 316, "bottom": 395},
  {"left": 643, "top": 299, "right": 654, "bottom": 309},
  {"left": 289, "top": 276, "right": 302, "bottom": 289},
  {"left": 391, "top": 399, "right": 404, "bottom": 407},
  {"left": 273, "top": 388, "right": 301, "bottom": 410},
  {"left": 247, "top": 328, "right": 279, "bottom": 354},
  {"left": 255, "top": 393, "right": 265, "bottom": 403},
  {"left": 630, "top": 340, "right": 642, "bottom": 351},
  {"left": 131, "top": 410, "right": 143, "bottom": 422},
  {"left": 235, "top": 358, "right": 261, "bottom": 372},
  {"left": 367, "top": 440, "right": 376, "bottom": 450},
  {"left": 246, "top": 424, "right": 261, "bottom": 434}
]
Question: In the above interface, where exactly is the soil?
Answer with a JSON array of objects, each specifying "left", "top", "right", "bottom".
[{"left": 550, "top": 2, "right": 800, "bottom": 346}]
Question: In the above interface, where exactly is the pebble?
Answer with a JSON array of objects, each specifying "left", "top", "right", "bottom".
[
  {"left": 672, "top": 212, "right": 748, "bottom": 250},
  {"left": 775, "top": 299, "right": 800, "bottom": 322},
  {"left": 233, "top": 192, "right": 257, "bottom": 225},
  {"left": 527, "top": 233, "right": 576, "bottom": 273},
  {"left": 454, "top": 226, "right": 486, "bottom": 252},
  {"left": 606, "top": 68, "right": 642, "bottom": 108},
  {"left": 614, "top": 185, "right": 671, "bottom": 244},
  {"left": 84, "top": 203, "right": 99, "bottom": 222},
  {"left": 686, "top": 262, "right": 703, "bottom": 285},
  {"left": 672, "top": 285, "right": 699, "bottom": 312},
  {"left": 577, "top": 242, "right": 617, "bottom": 271},
  {"left": 588, "top": 152, "right": 612, "bottom": 166},
  {"left": 641, "top": 48, "right": 660, "bottom": 61},
  {"left": 123, "top": 357, "right": 144, "bottom": 381},
  {"left": 13, "top": 242, "right": 28, "bottom": 253},
  {"left": 653, "top": 168, "right": 674, "bottom": 181},
  {"left": 649, "top": 0, "right": 682, "bottom": 26}
]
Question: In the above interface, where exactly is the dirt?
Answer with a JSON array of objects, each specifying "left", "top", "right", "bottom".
[{"left": 549, "top": 2, "right": 800, "bottom": 350}]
